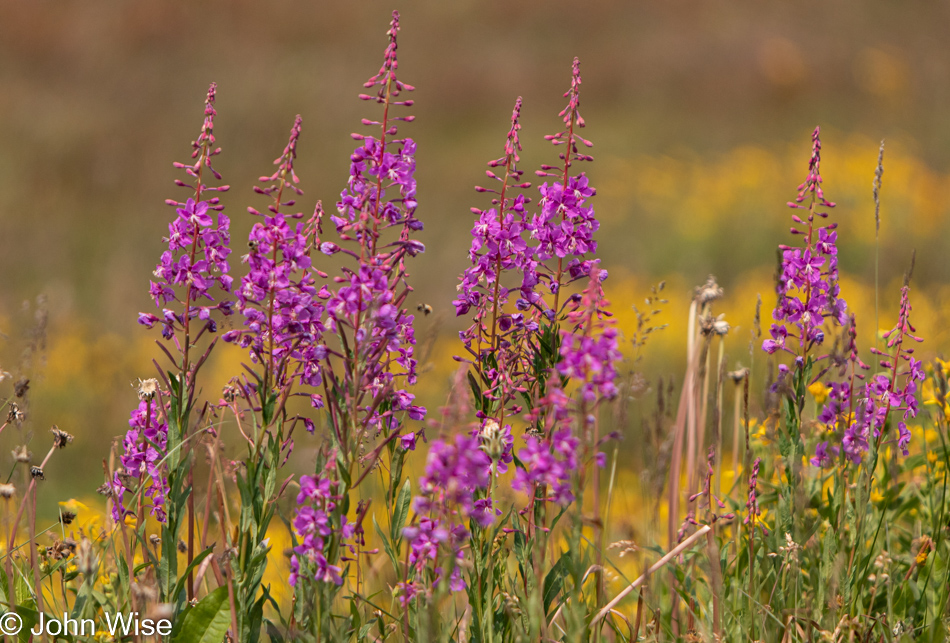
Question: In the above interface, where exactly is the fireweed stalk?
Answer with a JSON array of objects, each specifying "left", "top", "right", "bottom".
[
  {"left": 219, "top": 114, "right": 322, "bottom": 642},
  {"left": 404, "top": 59, "right": 612, "bottom": 640},
  {"left": 518, "top": 57, "right": 600, "bottom": 521},
  {"left": 845, "top": 285, "right": 924, "bottom": 610},
  {"left": 759, "top": 129, "right": 926, "bottom": 629},
  {"left": 450, "top": 98, "right": 528, "bottom": 639},
  {"left": 453, "top": 96, "right": 532, "bottom": 430},
  {"left": 117, "top": 82, "right": 232, "bottom": 608},
  {"left": 519, "top": 62, "right": 610, "bottom": 636},
  {"left": 762, "top": 127, "right": 848, "bottom": 537},
  {"left": 286, "top": 11, "right": 427, "bottom": 639},
  {"left": 512, "top": 61, "right": 618, "bottom": 639},
  {"left": 518, "top": 59, "right": 602, "bottom": 554}
]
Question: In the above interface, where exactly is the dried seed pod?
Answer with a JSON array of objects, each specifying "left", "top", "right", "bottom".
[
  {"left": 13, "top": 377, "right": 29, "bottom": 398},
  {"left": 7, "top": 403, "right": 24, "bottom": 425},
  {"left": 137, "top": 378, "right": 159, "bottom": 401},
  {"left": 50, "top": 426, "right": 74, "bottom": 449}
]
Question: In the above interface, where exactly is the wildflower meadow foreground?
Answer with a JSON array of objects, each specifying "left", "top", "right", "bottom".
[{"left": 4, "top": 11, "right": 950, "bottom": 643}]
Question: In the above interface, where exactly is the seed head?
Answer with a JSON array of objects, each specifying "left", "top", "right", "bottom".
[
  {"left": 13, "top": 377, "right": 29, "bottom": 398},
  {"left": 694, "top": 275, "right": 724, "bottom": 306},
  {"left": 7, "top": 403, "right": 24, "bottom": 425},
  {"left": 50, "top": 426, "right": 74, "bottom": 449},
  {"left": 222, "top": 384, "right": 238, "bottom": 403},
  {"left": 11, "top": 445, "right": 31, "bottom": 463},
  {"left": 728, "top": 368, "right": 750, "bottom": 383},
  {"left": 46, "top": 537, "right": 76, "bottom": 561},
  {"left": 607, "top": 539, "right": 639, "bottom": 558},
  {"left": 0, "top": 483, "right": 15, "bottom": 499},
  {"left": 137, "top": 378, "right": 159, "bottom": 401},
  {"left": 478, "top": 419, "right": 506, "bottom": 461}
]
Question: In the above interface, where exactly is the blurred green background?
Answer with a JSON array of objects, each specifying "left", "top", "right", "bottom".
[{"left": 2, "top": 0, "right": 950, "bottom": 513}]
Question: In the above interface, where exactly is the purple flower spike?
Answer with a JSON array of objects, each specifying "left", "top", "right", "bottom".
[
  {"left": 454, "top": 97, "right": 535, "bottom": 432},
  {"left": 513, "top": 428, "right": 580, "bottom": 506},
  {"left": 290, "top": 470, "right": 356, "bottom": 588},
  {"left": 143, "top": 83, "right": 233, "bottom": 336},
  {"left": 112, "top": 396, "right": 171, "bottom": 524},
  {"left": 288, "top": 13, "right": 427, "bottom": 591},
  {"left": 402, "top": 434, "right": 493, "bottom": 595},
  {"left": 527, "top": 58, "right": 599, "bottom": 312},
  {"left": 225, "top": 116, "right": 326, "bottom": 395},
  {"left": 765, "top": 127, "right": 846, "bottom": 358},
  {"left": 813, "top": 288, "right": 924, "bottom": 467}
]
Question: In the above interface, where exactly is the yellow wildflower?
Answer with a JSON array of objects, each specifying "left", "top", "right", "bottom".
[
  {"left": 870, "top": 488, "right": 884, "bottom": 504},
  {"left": 59, "top": 498, "right": 89, "bottom": 513},
  {"left": 922, "top": 379, "right": 938, "bottom": 405},
  {"left": 921, "top": 380, "right": 950, "bottom": 420},
  {"left": 750, "top": 419, "right": 771, "bottom": 446},
  {"left": 808, "top": 381, "right": 832, "bottom": 405}
]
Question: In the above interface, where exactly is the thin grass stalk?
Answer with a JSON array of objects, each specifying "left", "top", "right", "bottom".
[
  {"left": 873, "top": 141, "right": 884, "bottom": 359},
  {"left": 633, "top": 593, "right": 643, "bottom": 641},
  {"left": 732, "top": 375, "right": 743, "bottom": 495},
  {"left": 714, "top": 340, "right": 724, "bottom": 504},
  {"left": 667, "top": 366, "right": 691, "bottom": 549},
  {"left": 28, "top": 485, "right": 42, "bottom": 620},
  {"left": 599, "top": 443, "right": 620, "bottom": 623},
  {"left": 694, "top": 332, "right": 712, "bottom": 494},
  {"left": 667, "top": 300, "right": 698, "bottom": 634},
  {"left": 685, "top": 302, "right": 700, "bottom": 508},
  {"left": 4, "top": 495, "right": 14, "bottom": 619}
]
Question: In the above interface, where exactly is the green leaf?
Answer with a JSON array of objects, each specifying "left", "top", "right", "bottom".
[
  {"left": 170, "top": 586, "right": 231, "bottom": 643},
  {"left": 171, "top": 546, "right": 215, "bottom": 607},
  {"left": 388, "top": 447, "right": 406, "bottom": 503},
  {"left": 513, "top": 529, "right": 527, "bottom": 569},
  {"left": 349, "top": 600, "right": 361, "bottom": 639},
  {"left": 265, "top": 619, "right": 286, "bottom": 643},
  {"left": 358, "top": 622, "right": 375, "bottom": 640},
  {"left": 391, "top": 479, "right": 412, "bottom": 542},
  {"left": 14, "top": 605, "right": 40, "bottom": 643},
  {"left": 247, "top": 595, "right": 265, "bottom": 643},
  {"left": 262, "top": 391, "right": 278, "bottom": 428},
  {"left": 70, "top": 578, "right": 94, "bottom": 622},
  {"left": 116, "top": 555, "right": 130, "bottom": 594},
  {"left": 374, "top": 516, "right": 399, "bottom": 571},
  {"left": 542, "top": 553, "right": 569, "bottom": 617}
]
